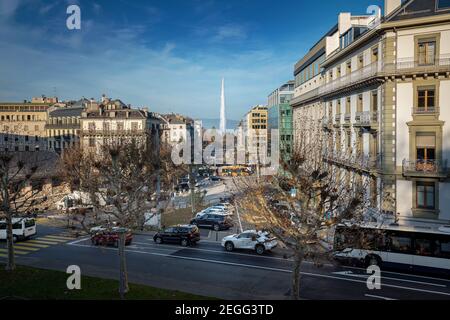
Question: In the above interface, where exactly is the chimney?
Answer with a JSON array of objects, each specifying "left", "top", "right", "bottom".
[{"left": 385, "top": 0, "right": 402, "bottom": 17}]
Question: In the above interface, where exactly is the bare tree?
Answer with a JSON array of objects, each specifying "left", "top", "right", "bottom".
[
  {"left": 59, "top": 139, "right": 185, "bottom": 298},
  {"left": 235, "top": 120, "right": 371, "bottom": 300},
  {"left": 0, "top": 152, "right": 54, "bottom": 271}
]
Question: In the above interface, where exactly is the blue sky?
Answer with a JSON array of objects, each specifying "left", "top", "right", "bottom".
[{"left": 0, "top": 0, "right": 383, "bottom": 120}]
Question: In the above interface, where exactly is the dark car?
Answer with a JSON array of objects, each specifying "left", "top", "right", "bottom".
[
  {"left": 175, "top": 183, "right": 190, "bottom": 192},
  {"left": 153, "top": 225, "right": 200, "bottom": 247},
  {"left": 91, "top": 228, "right": 133, "bottom": 247},
  {"left": 190, "top": 213, "right": 233, "bottom": 231},
  {"left": 210, "top": 176, "right": 221, "bottom": 182}
]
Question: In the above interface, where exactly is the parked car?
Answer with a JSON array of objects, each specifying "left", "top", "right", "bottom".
[
  {"left": 175, "top": 183, "right": 190, "bottom": 192},
  {"left": 195, "top": 207, "right": 230, "bottom": 218},
  {"left": 153, "top": 225, "right": 200, "bottom": 247},
  {"left": 221, "top": 230, "right": 278, "bottom": 255},
  {"left": 91, "top": 227, "right": 133, "bottom": 247},
  {"left": 210, "top": 176, "right": 221, "bottom": 182},
  {"left": 190, "top": 213, "right": 233, "bottom": 231}
]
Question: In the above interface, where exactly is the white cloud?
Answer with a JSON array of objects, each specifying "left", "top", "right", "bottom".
[
  {"left": 0, "top": 0, "right": 21, "bottom": 18},
  {"left": 0, "top": 14, "right": 295, "bottom": 121},
  {"left": 213, "top": 24, "right": 247, "bottom": 42}
]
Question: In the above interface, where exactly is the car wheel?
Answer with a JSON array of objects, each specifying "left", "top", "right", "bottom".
[
  {"left": 365, "top": 255, "right": 382, "bottom": 268},
  {"left": 155, "top": 237, "right": 163, "bottom": 244},
  {"left": 12, "top": 235, "right": 18, "bottom": 243},
  {"left": 181, "top": 239, "right": 189, "bottom": 247},
  {"left": 213, "top": 224, "right": 220, "bottom": 231},
  {"left": 255, "top": 245, "right": 265, "bottom": 255},
  {"left": 225, "top": 241, "right": 234, "bottom": 252}
]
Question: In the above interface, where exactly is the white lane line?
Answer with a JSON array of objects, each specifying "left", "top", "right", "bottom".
[
  {"left": 343, "top": 265, "right": 450, "bottom": 283},
  {"left": 67, "top": 237, "right": 91, "bottom": 245},
  {"left": 133, "top": 241, "right": 291, "bottom": 262},
  {"left": 68, "top": 242, "right": 450, "bottom": 297},
  {"left": 333, "top": 271, "right": 446, "bottom": 288},
  {"left": 365, "top": 294, "right": 396, "bottom": 300}
]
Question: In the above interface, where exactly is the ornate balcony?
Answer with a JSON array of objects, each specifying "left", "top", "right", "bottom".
[
  {"left": 324, "top": 152, "right": 380, "bottom": 173},
  {"left": 402, "top": 159, "right": 449, "bottom": 179},
  {"left": 319, "top": 55, "right": 450, "bottom": 97},
  {"left": 343, "top": 114, "right": 351, "bottom": 127},
  {"left": 354, "top": 111, "right": 378, "bottom": 129},
  {"left": 334, "top": 114, "right": 341, "bottom": 127}
]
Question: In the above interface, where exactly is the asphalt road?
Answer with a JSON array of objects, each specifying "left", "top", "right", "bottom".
[{"left": 1, "top": 225, "right": 450, "bottom": 300}]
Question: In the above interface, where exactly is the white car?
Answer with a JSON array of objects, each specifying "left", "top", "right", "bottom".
[{"left": 221, "top": 230, "right": 278, "bottom": 255}]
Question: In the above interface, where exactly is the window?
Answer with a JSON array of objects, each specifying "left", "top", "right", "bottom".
[
  {"left": 418, "top": 39, "right": 436, "bottom": 65},
  {"left": 117, "top": 122, "right": 124, "bottom": 131},
  {"left": 346, "top": 97, "right": 351, "bottom": 115},
  {"left": 103, "top": 122, "right": 110, "bottom": 131},
  {"left": 371, "top": 47, "right": 379, "bottom": 63},
  {"left": 388, "top": 235, "right": 412, "bottom": 253},
  {"left": 415, "top": 238, "right": 433, "bottom": 256},
  {"left": 89, "top": 137, "right": 96, "bottom": 147},
  {"left": 416, "top": 134, "right": 436, "bottom": 162},
  {"left": 357, "top": 94, "right": 363, "bottom": 112},
  {"left": 88, "top": 122, "right": 96, "bottom": 131},
  {"left": 416, "top": 182, "right": 435, "bottom": 210},
  {"left": 358, "top": 54, "right": 364, "bottom": 69},
  {"left": 346, "top": 61, "right": 352, "bottom": 74},
  {"left": 435, "top": 237, "right": 450, "bottom": 258},
  {"left": 437, "top": 0, "right": 450, "bottom": 9},
  {"left": 417, "top": 87, "right": 435, "bottom": 112}
]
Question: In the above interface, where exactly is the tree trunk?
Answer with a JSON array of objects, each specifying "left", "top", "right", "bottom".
[
  {"left": 118, "top": 231, "right": 129, "bottom": 299},
  {"left": 291, "top": 251, "right": 303, "bottom": 300},
  {"left": 5, "top": 213, "right": 16, "bottom": 271}
]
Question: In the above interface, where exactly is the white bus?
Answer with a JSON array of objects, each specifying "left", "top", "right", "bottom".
[
  {"left": 333, "top": 223, "right": 450, "bottom": 277},
  {"left": 0, "top": 218, "right": 37, "bottom": 242}
]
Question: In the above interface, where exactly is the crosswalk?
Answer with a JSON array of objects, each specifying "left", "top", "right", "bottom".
[{"left": 0, "top": 232, "right": 77, "bottom": 258}]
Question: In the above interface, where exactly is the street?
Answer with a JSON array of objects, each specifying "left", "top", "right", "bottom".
[{"left": 1, "top": 224, "right": 449, "bottom": 300}]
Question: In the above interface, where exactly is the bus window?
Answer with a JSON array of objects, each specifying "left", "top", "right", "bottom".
[
  {"left": 414, "top": 238, "right": 433, "bottom": 256},
  {"left": 25, "top": 219, "right": 36, "bottom": 228},
  {"left": 388, "top": 234, "right": 412, "bottom": 253},
  {"left": 0, "top": 223, "right": 6, "bottom": 230},
  {"left": 12, "top": 222, "right": 23, "bottom": 230},
  {"left": 436, "top": 238, "right": 450, "bottom": 259}
]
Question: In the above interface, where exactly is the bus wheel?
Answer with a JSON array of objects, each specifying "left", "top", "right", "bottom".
[{"left": 365, "top": 255, "right": 381, "bottom": 268}]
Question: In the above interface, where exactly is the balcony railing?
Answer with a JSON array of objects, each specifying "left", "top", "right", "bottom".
[
  {"left": 334, "top": 114, "right": 341, "bottom": 124},
  {"left": 413, "top": 107, "right": 438, "bottom": 115},
  {"left": 325, "top": 152, "right": 380, "bottom": 172},
  {"left": 402, "top": 159, "right": 449, "bottom": 177},
  {"left": 355, "top": 111, "right": 378, "bottom": 127},
  {"left": 319, "top": 55, "right": 450, "bottom": 96},
  {"left": 344, "top": 114, "right": 351, "bottom": 125}
]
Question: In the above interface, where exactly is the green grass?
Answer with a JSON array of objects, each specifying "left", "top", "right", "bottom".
[
  {"left": 161, "top": 206, "right": 207, "bottom": 227},
  {"left": 0, "top": 264, "right": 212, "bottom": 300}
]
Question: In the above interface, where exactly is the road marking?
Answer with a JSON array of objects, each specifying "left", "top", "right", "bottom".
[
  {"left": 0, "top": 248, "right": 28, "bottom": 255},
  {"left": 332, "top": 271, "right": 446, "bottom": 288},
  {"left": 365, "top": 294, "right": 396, "bottom": 300},
  {"left": 44, "top": 235, "right": 75, "bottom": 240},
  {"left": 38, "top": 237, "right": 68, "bottom": 243},
  {"left": 27, "top": 240, "right": 60, "bottom": 245},
  {"left": 342, "top": 265, "right": 450, "bottom": 284},
  {"left": 67, "top": 237, "right": 91, "bottom": 245},
  {"left": 15, "top": 242, "right": 49, "bottom": 248},
  {"left": 0, "top": 253, "right": 6, "bottom": 258},
  {"left": 67, "top": 242, "right": 450, "bottom": 297},
  {"left": 13, "top": 245, "right": 40, "bottom": 252},
  {"left": 133, "top": 241, "right": 291, "bottom": 262}
]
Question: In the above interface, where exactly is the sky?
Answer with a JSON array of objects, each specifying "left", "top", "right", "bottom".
[{"left": 0, "top": 0, "right": 384, "bottom": 121}]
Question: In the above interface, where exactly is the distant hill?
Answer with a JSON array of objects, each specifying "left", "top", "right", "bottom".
[{"left": 198, "top": 118, "right": 240, "bottom": 130}]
